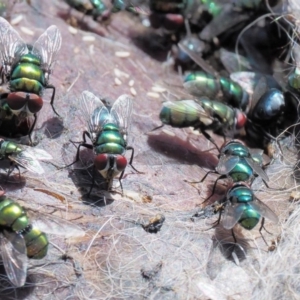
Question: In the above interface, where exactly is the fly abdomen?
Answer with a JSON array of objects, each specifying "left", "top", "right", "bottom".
[
  {"left": 239, "top": 207, "right": 261, "bottom": 230},
  {"left": 23, "top": 226, "right": 49, "bottom": 259},
  {"left": 228, "top": 159, "right": 254, "bottom": 182},
  {"left": 0, "top": 198, "right": 29, "bottom": 232},
  {"left": 0, "top": 140, "right": 22, "bottom": 156},
  {"left": 219, "top": 77, "right": 249, "bottom": 111},
  {"left": 95, "top": 123, "right": 126, "bottom": 154},
  {"left": 10, "top": 54, "right": 45, "bottom": 94}
]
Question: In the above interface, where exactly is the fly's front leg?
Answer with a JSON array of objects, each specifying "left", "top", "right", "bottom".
[
  {"left": 126, "top": 146, "right": 143, "bottom": 173},
  {"left": 46, "top": 84, "right": 60, "bottom": 117}
]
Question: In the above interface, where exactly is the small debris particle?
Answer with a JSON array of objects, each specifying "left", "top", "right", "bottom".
[
  {"left": 147, "top": 92, "right": 160, "bottom": 98},
  {"left": 142, "top": 214, "right": 165, "bottom": 233},
  {"left": 34, "top": 188, "right": 66, "bottom": 203},
  {"left": 129, "top": 79, "right": 134, "bottom": 86},
  {"left": 68, "top": 26, "right": 78, "bottom": 35},
  {"left": 151, "top": 86, "right": 166, "bottom": 93},
  {"left": 130, "top": 87, "right": 137, "bottom": 96},
  {"left": 141, "top": 262, "right": 162, "bottom": 280},
  {"left": 82, "top": 35, "right": 95, "bottom": 42},
  {"left": 162, "top": 129, "right": 175, "bottom": 136},
  {"left": 290, "top": 191, "right": 300, "bottom": 202},
  {"left": 115, "top": 51, "right": 131, "bottom": 58},
  {"left": 115, "top": 77, "right": 122, "bottom": 85},
  {"left": 11, "top": 15, "right": 23, "bottom": 25},
  {"left": 142, "top": 195, "right": 152, "bottom": 203},
  {"left": 114, "top": 68, "right": 130, "bottom": 78},
  {"left": 89, "top": 44, "right": 94, "bottom": 55},
  {"left": 20, "top": 26, "right": 34, "bottom": 36},
  {"left": 74, "top": 47, "right": 80, "bottom": 54}
]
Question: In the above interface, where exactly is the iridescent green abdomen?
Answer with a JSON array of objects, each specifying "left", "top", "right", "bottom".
[
  {"left": 0, "top": 140, "right": 22, "bottom": 158},
  {"left": 288, "top": 68, "right": 300, "bottom": 91},
  {"left": 219, "top": 77, "right": 249, "bottom": 111},
  {"left": 228, "top": 159, "right": 253, "bottom": 182},
  {"left": 201, "top": 99, "right": 235, "bottom": 130},
  {"left": 160, "top": 101, "right": 199, "bottom": 128},
  {"left": 0, "top": 199, "right": 28, "bottom": 232},
  {"left": 184, "top": 72, "right": 219, "bottom": 99},
  {"left": 95, "top": 123, "right": 126, "bottom": 155},
  {"left": 0, "top": 197, "right": 49, "bottom": 259},
  {"left": 10, "top": 54, "right": 45, "bottom": 94},
  {"left": 23, "top": 227, "right": 48, "bottom": 259},
  {"left": 238, "top": 207, "right": 260, "bottom": 230}
]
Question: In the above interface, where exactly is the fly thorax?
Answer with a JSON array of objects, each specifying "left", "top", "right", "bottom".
[{"left": 221, "top": 141, "right": 249, "bottom": 157}]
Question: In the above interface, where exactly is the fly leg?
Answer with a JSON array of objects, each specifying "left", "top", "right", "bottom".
[
  {"left": 201, "top": 175, "right": 226, "bottom": 205},
  {"left": 27, "top": 113, "right": 38, "bottom": 145},
  {"left": 6, "top": 162, "right": 20, "bottom": 181},
  {"left": 46, "top": 84, "right": 60, "bottom": 117},
  {"left": 184, "top": 170, "right": 218, "bottom": 195},
  {"left": 259, "top": 217, "right": 272, "bottom": 246},
  {"left": 126, "top": 146, "right": 143, "bottom": 173},
  {"left": 198, "top": 127, "right": 220, "bottom": 152},
  {"left": 62, "top": 131, "right": 93, "bottom": 169},
  {"left": 87, "top": 166, "right": 97, "bottom": 197}
]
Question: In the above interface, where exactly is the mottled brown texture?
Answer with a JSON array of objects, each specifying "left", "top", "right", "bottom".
[{"left": 0, "top": 1, "right": 298, "bottom": 299}]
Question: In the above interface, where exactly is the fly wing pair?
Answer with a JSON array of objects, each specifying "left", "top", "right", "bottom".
[
  {"left": 1, "top": 209, "right": 84, "bottom": 287},
  {"left": 0, "top": 16, "right": 61, "bottom": 81},
  {"left": 8, "top": 145, "right": 53, "bottom": 175},
  {"left": 222, "top": 196, "right": 279, "bottom": 230},
  {"left": 216, "top": 153, "right": 269, "bottom": 182},
  {"left": 80, "top": 90, "right": 133, "bottom": 144}
]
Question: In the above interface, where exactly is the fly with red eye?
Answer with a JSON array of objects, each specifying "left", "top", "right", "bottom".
[
  {"left": 64, "top": 91, "right": 139, "bottom": 195},
  {"left": 0, "top": 17, "right": 62, "bottom": 142}
]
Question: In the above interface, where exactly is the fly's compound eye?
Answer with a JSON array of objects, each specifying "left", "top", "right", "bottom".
[
  {"left": 115, "top": 155, "right": 127, "bottom": 172},
  {"left": 94, "top": 154, "right": 109, "bottom": 172},
  {"left": 94, "top": 154, "right": 127, "bottom": 178},
  {"left": 235, "top": 111, "right": 247, "bottom": 129},
  {"left": 7, "top": 92, "right": 43, "bottom": 113}
]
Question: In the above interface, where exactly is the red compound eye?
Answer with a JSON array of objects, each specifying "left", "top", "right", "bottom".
[
  {"left": 7, "top": 92, "right": 28, "bottom": 110},
  {"left": 27, "top": 94, "right": 43, "bottom": 113},
  {"left": 235, "top": 111, "right": 247, "bottom": 129},
  {"left": 94, "top": 154, "right": 109, "bottom": 171},
  {"left": 116, "top": 155, "right": 127, "bottom": 172},
  {"left": 6, "top": 92, "right": 43, "bottom": 113}
]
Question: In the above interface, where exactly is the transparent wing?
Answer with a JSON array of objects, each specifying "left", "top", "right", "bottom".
[
  {"left": 216, "top": 155, "right": 239, "bottom": 174},
  {"left": 183, "top": 78, "right": 218, "bottom": 99},
  {"left": 81, "top": 90, "right": 110, "bottom": 137},
  {"left": 0, "top": 17, "right": 28, "bottom": 74},
  {"left": 178, "top": 42, "right": 216, "bottom": 75},
  {"left": 222, "top": 202, "right": 244, "bottom": 230},
  {"left": 8, "top": 147, "right": 52, "bottom": 175},
  {"left": 250, "top": 199, "right": 279, "bottom": 224},
  {"left": 230, "top": 71, "right": 257, "bottom": 96},
  {"left": 162, "top": 100, "right": 209, "bottom": 120},
  {"left": 245, "top": 157, "right": 269, "bottom": 182},
  {"left": 31, "top": 213, "right": 85, "bottom": 238},
  {"left": 199, "top": 5, "right": 249, "bottom": 42},
  {"left": 1, "top": 231, "right": 28, "bottom": 287},
  {"left": 20, "top": 146, "right": 53, "bottom": 160},
  {"left": 220, "top": 48, "right": 252, "bottom": 73},
  {"left": 31, "top": 25, "right": 62, "bottom": 75},
  {"left": 110, "top": 94, "right": 133, "bottom": 138},
  {"left": 251, "top": 76, "right": 268, "bottom": 110}
]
